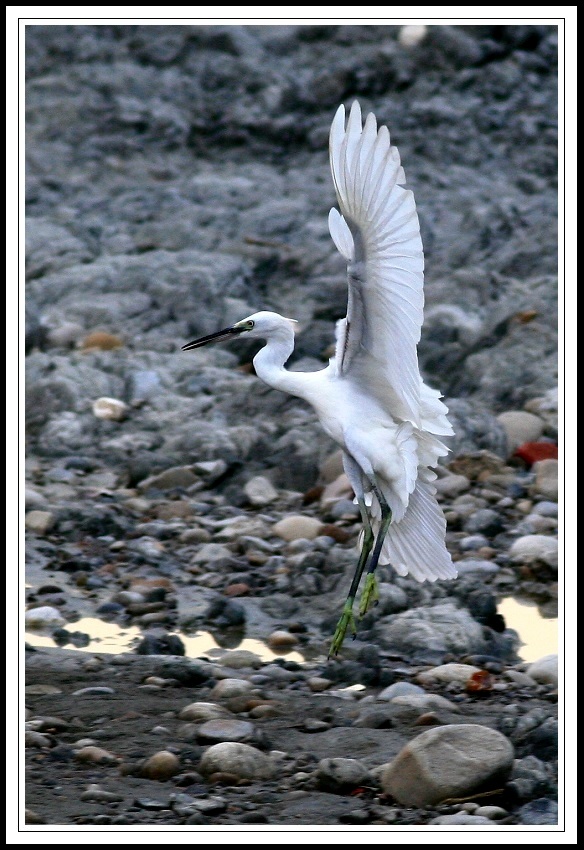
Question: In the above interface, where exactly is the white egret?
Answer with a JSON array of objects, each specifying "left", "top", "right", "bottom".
[{"left": 182, "top": 101, "right": 457, "bottom": 656}]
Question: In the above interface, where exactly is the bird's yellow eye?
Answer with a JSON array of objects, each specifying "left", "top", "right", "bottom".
[{"left": 245, "top": 320, "right": 254, "bottom": 329}]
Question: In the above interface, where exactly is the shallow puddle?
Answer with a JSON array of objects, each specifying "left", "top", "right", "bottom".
[
  {"left": 25, "top": 617, "right": 306, "bottom": 663},
  {"left": 497, "top": 597, "right": 558, "bottom": 663},
  {"left": 26, "top": 596, "right": 558, "bottom": 665}
]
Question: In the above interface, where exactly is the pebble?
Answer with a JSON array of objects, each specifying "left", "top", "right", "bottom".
[
  {"left": 455, "top": 558, "right": 499, "bottom": 575},
  {"left": 92, "top": 397, "right": 128, "bottom": 421},
  {"left": 508, "top": 534, "right": 558, "bottom": 567},
  {"left": 459, "top": 533, "right": 489, "bottom": 551},
  {"left": 434, "top": 473, "right": 471, "bottom": 497},
  {"left": 196, "top": 719, "right": 255, "bottom": 744},
  {"left": 318, "top": 450, "right": 345, "bottom": 484},
  {"left": 416, "top": 662, "right": 482, "bottom": 686},
  {"left": 474, "top": 805, "right": 509, "bottom": 819},
  {"left": 74, "top": 745, "right": 120, "bottom": 765},
  {"left": 198, "top": 742, "right": 274, "bottom": 780},
  {"left": 71, "top": 686, "right": 115, "bottom": 696},
  {"left": 24, "top": 808, "right": 46, "bottom": 824},
  {"left": 515, "top": 513, "right": 558, "bottom": 534},
  {"left": 531, "top": 500, "right": 558, "bottom": 517},
  {"left": 526, "top": 654, "right": 558, "bottom": 687},
  {"left": 388, "top": 693, "right": 460, "bottom": 721},
  {"left": 315, "top": 757, "right": 371, "bottom": 791},
  {"left": 138, "top": 465, "right": 199, "bottom": 491},
  {"left": 191, "top": 543, "right": 233, "bottom": 564},
  {"left": 496, "top": 410, "right": 544, "bottom": 453},
  {"left": 81, "top": 331, "right": 123, "bottom": 351},
  {"left": 319, "top": 473, "right": 353, "bottom": 509},
  {"left": 210, "top": 678, "right": 254, "bottom": 699},
  {"left": 463, "top": 508, "right": 504, "bottom": 535},
  {"left": 25, "top": 731, "right": 54, "bottom": 748},
  {"left": 399, "top": 23, "right": 428, "bottom": 47},
  {"left": 377, "top": 682, "right": 425, "bottom": 701},
  {"left": 25, "top": 486, "right": 48, "bottom": 509},
  {"left": 267, "top": 630, "right": 299, "bottom": 649},
  {"left": 306, "top": 677, "right": 333, "bottom": 692},
  {"left": 216, "top": 650, "right": 262, "bottom": 669},
  {"left": 24, "top": 510, "right": 55, "bottom": 534},
  {"left": 25, "top": 683, "right": 62, "bottom": 695},
  {"left": 429, "top": 814, "right": 496, "bottom": 825},
  {"left": 272, "top": 515, "right": 323, "bottom": 541},
  {"left": 25, "top": 606, "right": 65, "bottom": 628},
  {"left": 244, "top": 475, "right": 278, "bottom": 506},
  {"left": 80, "top": 784, "right": 125, "bottom": 803},
  {"left": 530, "top": 458, "right": 558, "bottom": 500},
  {"left": 381, "top": 724, "right": 514, "bottom": 807},
  {"left": 517, "top": 798, "right": 558, "bottom": 825},
  {"left": 139, "top": 750, "right": 181, "bottom": 780},
  {"left": 505, "top": 669, "right": 538, "bottom": 687}
]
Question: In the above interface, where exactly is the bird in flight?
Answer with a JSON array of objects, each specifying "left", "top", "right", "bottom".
[{"left": 182, "top": 101, "right": 457, "bottom": 656}]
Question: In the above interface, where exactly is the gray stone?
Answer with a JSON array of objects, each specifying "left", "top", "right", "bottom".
[
  {"left": 272, "top": 515, "right": 323, "bottom": 541},
  {"left": 509, "top": 534, "right": 558, "bottom": 567},
  {"left": 377, "top": 602, "right": 489, "bottom": 658},
  {"left": 387, "top": 693, "right": 460, "bottom": 721},
  {"left": 316, "top": 757, "right": 371, "bottom": 791},
  {"left": 416, "top": 662, "right": 482, "bottom": 685},
  {"left": 382, "top": 724, "right": 514, "bottom": 807},
  {"left": 209, "top": 678, "right": 254, "bottom": 699},
  {"left": 138, "top": 465, "right": 199, "bottom": 491},
  {"left": 518, "top": 798, "right": 558, "bottom": 825},
  {"left": 25, "top": 606, "right": 65, "bottom": 628},
  {"left": 526, "top": 654, "right": 558, "bottom": 687},
  {"left": 429, "top": 814, "right": 496, "bottom": 825},
  {"left": 463, "top": 508, "right": 504, "bottom": 535},
  {"left": 434, "top": 473, "right": 471, "bottom": 497},
  {"left": 377, "top": 682, "right": 425, "bottom": 701},
  {"left": 496, "top": 410, "right": 545, "bottom": 453},
  {"left": 24, "top": 510, "right": 55, "bottom": 534},
  {"left": 530, "top": 459, "right": 558, "bottom": 500},
  {"left": 199, "top": 742, "right": 274, "bottom": 780},
  {"left": 178, "top": 702, "right": 230, "bottom": 722},
  {"left": 196, "top": 719, "right": 255, "bottom": 743},
  {"left": 244, "top": 475, "right": 278, "bottom": 506}
]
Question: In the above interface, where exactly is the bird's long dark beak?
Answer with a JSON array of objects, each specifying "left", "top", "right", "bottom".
[{"left": 181, "top": 325, "right": 246, "bottom": 351}]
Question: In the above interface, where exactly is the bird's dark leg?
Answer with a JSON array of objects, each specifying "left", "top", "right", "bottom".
[
  {"left": 358, "top": 482, "right": 392, "bottom": 617},
  {"left": 328, "top": 496, "right": 374, "bottom": 658}
]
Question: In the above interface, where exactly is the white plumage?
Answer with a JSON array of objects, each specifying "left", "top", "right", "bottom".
[{"left": 182, "top": 101, "right": 457, "bottom": 655}]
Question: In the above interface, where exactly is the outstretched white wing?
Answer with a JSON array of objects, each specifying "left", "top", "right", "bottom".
[{"left": 328, "top": 101, "right": 425, "bottom": 426}]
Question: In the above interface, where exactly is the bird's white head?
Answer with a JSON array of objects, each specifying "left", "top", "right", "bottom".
[
  {"left": 181, "top": 310, "right": 297, "bottom": 351},
  {"left": 233, "top": 311, "right": 298, "bottom": 339}
]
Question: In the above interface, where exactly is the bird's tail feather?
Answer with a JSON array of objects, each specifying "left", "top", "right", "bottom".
[{"left": 373, "top": 475, "right": 457, "bottom": 582}]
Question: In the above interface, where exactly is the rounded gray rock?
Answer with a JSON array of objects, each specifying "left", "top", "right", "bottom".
[
  {"left": 316, "top": 757, "right": 371, "bottom": 791},
  {"left": 381, "top": 724, "right": 514, "bottom": 807},
  {"left": 199, "top": 742, "right": 274, "bottom": 780}
]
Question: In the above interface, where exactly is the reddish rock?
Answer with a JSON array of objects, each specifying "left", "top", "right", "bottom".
[
  {"left": 318, "top": 524, "right": 352, "bottom": 543},
  {"left": 513, "top": 442, "right": 558, "bottom": 465},
  {"left": 224, "top": 583, "right": 250, "bottom": 597},
  {"left": 81, "top": 331, "right": 124, "bottom": 350}
]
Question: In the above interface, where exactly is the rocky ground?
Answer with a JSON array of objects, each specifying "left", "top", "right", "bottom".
[{"left": 23, "top": 23, "right": 560, "bottom": 832}]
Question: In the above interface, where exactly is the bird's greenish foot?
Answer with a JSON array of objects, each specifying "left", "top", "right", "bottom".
[
  {"left": 358, "top": 573, "right": 380, "bottom": 617},
  {"left": 328, "top": 599, "right": 357, "bottom": 657}
]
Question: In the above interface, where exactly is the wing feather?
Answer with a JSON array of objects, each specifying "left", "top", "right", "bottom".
[
  {"left": 328, "top": 101, "right": 426, "bottom": 423},
  {"left": 378, "top": 477, "right": 458, "bottom": 581}
]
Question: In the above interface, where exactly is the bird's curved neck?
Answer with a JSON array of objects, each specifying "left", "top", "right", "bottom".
[{"left": 253, "top": 328, "right": 311, "bottom": 399}]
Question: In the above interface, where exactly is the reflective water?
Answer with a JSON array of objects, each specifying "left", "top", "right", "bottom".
[
  {"left": 497, "top": 597, "right": 558, "bottom": 663},
  {"left": 25, "top": 617, "right": 306, "bottom": 663},
  {"left": 25, "top": 596, "right": 558, "bottom": 665}
]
